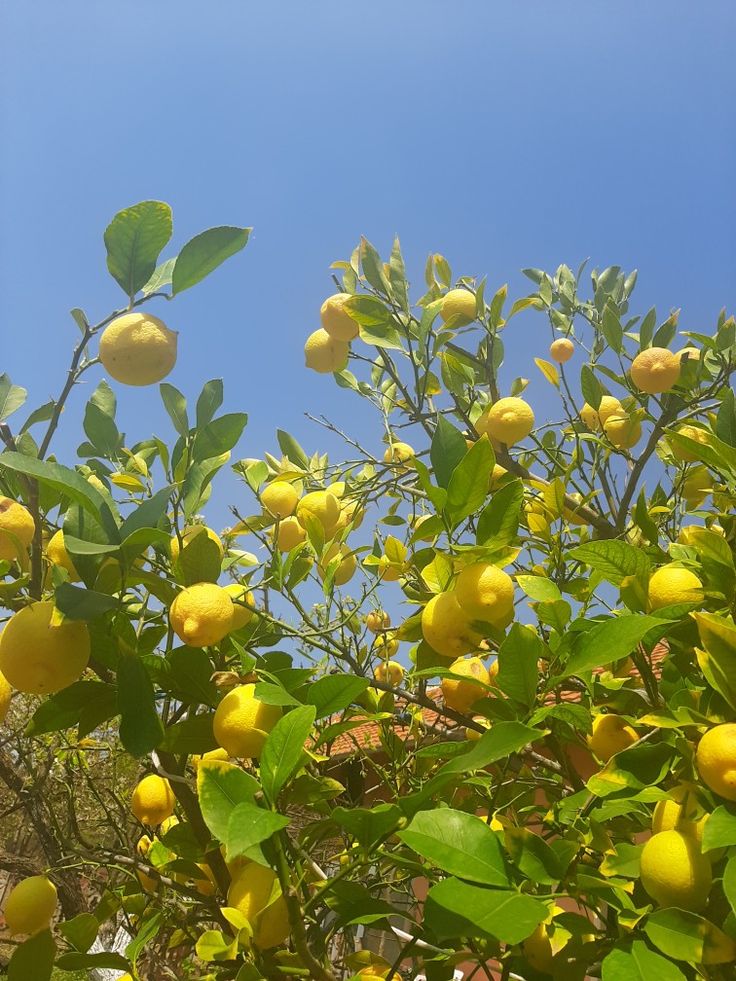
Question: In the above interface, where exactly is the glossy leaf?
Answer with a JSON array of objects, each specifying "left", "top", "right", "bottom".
[
  {"left": 104, "top": 200, "right": 173, "bottom": 298},
  {"left": 197, "top": 760, "right": 260, "bottom": 842},
  {"left": 425, "top": 878, "right": 546, "bottom": 944},
  {"left": 398, "top": 808, "right": 509, "bottom": 886},
  {"left": 172, "top": 226, "right": 251, "bottom": 294},
  {"left": 260, "top": 705, "right": 315, "bottom": 803}
]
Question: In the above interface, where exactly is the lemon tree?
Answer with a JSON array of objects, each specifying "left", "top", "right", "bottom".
[{"left": 0, "top": 205, "right": 736, "bottom": 979}]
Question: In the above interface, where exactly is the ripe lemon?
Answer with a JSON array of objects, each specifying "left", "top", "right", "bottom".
[
  {"left": 366, "top": 610, "right": 390, "bottom": 633},
  {"left": 682, "top": 467, "right": 712, "bottom": 509},
  {"left": 648, "top": 565, "right": 704, "bottom": 610},
  {"left": 475, "top": 397, "right": 534, "bottom": 446},
  {"left": 213, "top": 683, "right": 281, "bottom": 758},
  {"left": 4, "top": 875, "right": 58, "bottom": 936},
  {"left": 579, "top": 396, "right": 623, "bottom": 431},
  {"left": 296, "top": 490, "right": 340, "bottom": 537},
  {"left": 630, "top": 347, "right": 680, "bottom": 395},
  {"left": 439, "top": 288, "right": 477, "bottom": 326},
  {"left": 587, "top": 713, "right": 637, "bottom": 762},
  {"left": 224, "top": 583, "right": 255, "bottom": 629},
  {"left": 670, "top": 424, "right": 709, "bottom": 462},
  {"left": 652, "top": 785, "right": 707, "bottom": 843},
  {"left": 0, "top": 601, "right": 90, "bottom": 694},
  {"left": 169, "top": 583, "right": 234, "bottom": 647},
  {"left": 335, "top": 497, "right": 364, "bottom": 533},
  {"left": 228, "top": 861, "right": 289, "bottom": 949},
  {"left": 318, "top": 544, "right": 356, "bottom": 587},
  {"left": 46, "top": 529, "right": 80, "bottom": 580},
  {"left": 603, "top": 413, "right": 642, "bottom": 449},
  {"left": 131, "top": 774, "right": 175, "bottom": 826},
  {"left": 304, "top": 328, "right": 350, "bottom": 373},
  {"left": 0, "top": 497, "right": 35, "bottom": 562},
  {"left": 640, "top": 829, "right": 711, "bottom": 910},
  {"left": 522, "top": 923, "right": 554, "bottom": 974},
  {"left": 454, "top": 563, "right": 515, "bottom": 627},
  {"left": 383, "top": 442, "right": 415, "bottom": 465},
  {"left": 99, "top": 312, "right": 177, "bottom": 386},
  {"left": 696, "top": 724, "right": 736, "bottom": 801},
  {"left": 465, "top": 715, "right": 491, "bottom": 741},
  {"left": 275, "top": 516, "right": 307, "bottom": 552},
  {"left": 170, "top": 525, "right": 224, "bottom": 564},
  {"left": 320, "top": 293, "right": 359, "bottom": 341},
  {"left": 421, "top": 591, "right": 483, "bottom": 659},
  {"left": 374, "top": 659, "right": 404, "bottom": 685},
  {"left": 374, "top": 632, "right": 399, "bottom": 659},
  {"left": 677, "top": 346, "right": 701, "bottom": 363},
  {"left": 0, "top": 670, "right": 12, "bottom": 723},
  {"left": 549, "top": 338, "right": 574, "bottom": 363},
  {"left": 442, "top": 656, "right": 490, "bottom": 712},
  {"left": 261, "top": 482, "right": 299, "bottom": 519}
]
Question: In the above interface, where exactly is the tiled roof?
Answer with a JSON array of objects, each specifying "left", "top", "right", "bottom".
[{"left": 325, "top": 643, "right": 669, "bottom": 759}]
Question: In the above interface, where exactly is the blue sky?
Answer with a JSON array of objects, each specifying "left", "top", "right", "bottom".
[{"left": 1, "top": 1, "right": 735, "bottom": 534}]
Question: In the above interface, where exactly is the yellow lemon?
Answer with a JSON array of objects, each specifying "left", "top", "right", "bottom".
[
  {"left": 170, "top": 525, "right": 224, "bottom": 564},
  {"left": 169, "top": 583, "right": 234, "bottom": 647},
  {"left": 228, "top": 861, "right": 289, "bottom": 949},
  {"left": 442, "top": 656, "right": 490, "bottom": 713},
  {"left": 0, "top": 671, "right": 11, "bottom": 723},
  {"left": 465, "top": 716, "right": 491, "bottom": 741},
  {"left": 630, "top": 347, "right": 680, "bottom": 395},
  {"left": 335, "top": 497, "right": 364, "bottom": 533},
  {"left": 224, "top": 583, "right": 255, "bottom": 630},
  {"left": 603, "top": 413, "right": 642, "bottom": 449},
  {"left": 383, "top": 441, "right": 415, "bottom": 466},
  {"left": 670, "top": 424, "right": 710, "bottom": 463},
  {"left": 131, "top": 774, "right": 175, "bottom": 826},
  {"left": 640, "top": 830, "right": 711, "bottom": 911},
  {"left": 454, "top": 563, "right": 515, "bottom": 627},
  {"left": 318, "top": 544, "right": 356, "bottom": 587},
  {"left": 296, "top": 491, "right": 340, "bottom": 537},
  {"left": 0, "top": 601, "right": 90, "bottom": 695},
  {"left": 0, "top": 497, "right": 35, "bottom": 562},
  {"left": 421, "top": 591, "right": 483, "bottom": 659},
  {"left": 696, "top": 724, "right": 736, "bottom": 801},
  {"left": 3, "top": 875, "right": 58, "bottom": 936},
  {"left": 374, "top": 632, "right": 399, "bottom": 659},
  {"left": 522, "top": 923, "right": 554, "bottom": 974},
  {"left": 677, "top": 346, "right": 701, "bottom": 363},
  {"left": 191, "top": 747, "right": 230, "bottom": 770},
  {"left": 374, "top": 660, "right": 404, "bottom": 685},
  {"left": 377, "top": 554, "right": 402, "bottom": 581},
  {"left": 439, "top": 288, "right": 477, "bottom": 326},
  {"left": 320, "top": 293, "right": 359, "bottom": 341},
  {"left": 366, "top": 610, "right": 390, "bottom": 633},
  {"left": 304, "top": 328, "right": 349, "bottom": 373},
  {"left": 682, "top": 468, "right": 712, "bottom": 509},
  {"left": 648, "top": 565, "right": 704, "bottom": 610},
  {"left": 587, "top": 714, "right": 637, "bottom": 762},
  {"left": 261, "top": 482, "right": 299, "bottom": 519},
  {"left": 99, "top": 312, "right": 177, "bottom": 386},
  {"left": 275, "top": 516, "right": 307, "bottom": 552},
  {"left": 579, "top": 395, "right": 623, "bottom": 431},
  {"left": 135, "top": 835, "right": 159, "bottom": 895},
  {"left": 549, "top": 337, "right": 574, "bottom": 363},
  {"left": 213, "top": 683, "right": 281, "bottom": 758},
  {"left": 475, "top": 397, "right": 534, "bottom": 446},
  {"left": 46, "top": 529, "right": 80, "bottom": 580},
  {"left": 652, "top": 785, "right": 707, "bottom": 844}
]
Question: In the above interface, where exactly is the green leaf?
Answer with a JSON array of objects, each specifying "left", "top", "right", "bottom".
[
  {"left": 568, "top": 540, "right": 651, "bottom": 586},
  {"left": 58, "top": 912, "right": 99, "bottom": 952},
  {"left": 644, "top": 908, "right": 736, "bottom": 965},
  {"left": 119, "top": 484, "right": 175, "bottom": 542},
  {"left": 476, "top": 478, "right": 523, "bottom": 548},
  {"left": 602, "top": 940, "right": 686, "bottom": 980},
  {"left": 160, "top": 646, "right": 217, "bottom": 707},
  {"left": 580, "top": 363, "right": 603, "bottom": 410},
  {"left": 446, "top": 437, "right": 493, "bottom": 524},
  {"left": 160, "top": 383, "right": 189, "bottom": 436},
  {"left": 515, "top": 575, "right": 562, "bottom": 602},
  {"left": 702, "top": 804, "right": 736, "bottom": 853},
  {"left": 83, "top": 402, "right": 120, "bottom": 458},
  {"left": 332, "top": 803, "right": 402, "bottom": 849},
  {"left": 430, "top": 417, "right": 469, "bottom": 489},
  {"left": 723, "top": 853, "right": 736, "bottom": 914},
  {"left": 0, "top": 373, "right": 27, "bottom": 422},
  {"left": 306, "top": 675, "right": 370, "bottom": 719},
  {"left": 587, "top": 742, "right": 675, "bottom": 797},
  {"left": 196, "top": 379, "right": 225, "bottom": 428},
  {"left": 360, "top": 236, "right": 391, "bottom": 295},
  {"left": 497, "top": 624, "right": 543, "bottom": 708},
  {"left": 117, "top": 656, "right": 163, "bottom": 756},
  {"left": 260, "top": 705, "right": 315, "bottom": 803},
  {"left": 172, "top": 226, "right": 251, "bottom": 294},
  {"left": 505, "top": 827, "right": 566, "bottom": 884},
  {"left": 225, "top": 801, "right": 290, "bottom": 862},
  {"left": 425, "top": 878, "right": 546, "bottom": 944},
  {"left": 126, "top": 910, "right": 165, "bottom": 971},
  {"left": 276, "top": 429, "right": 309, "bottom": 469},
  {"left": 104, "top": 201, "right": 173, "bottom": 298},
  {"left": 192, "top": 412, "right": 248, "bottom": 462},
  {"left": 439, "top": 721, "right": 542, "bottom": 775},
  {"left": 563, "top": 615, "right": 668, "bottom": 679},
  {"left": 0, "top": 451, "right": 118, "bottom": 538},
  {"left": 174, "top": 525, "right": 222, "bottom": 586},
  {"left": 398, "top": 808, "right": 509, "bottom": 886},
  {"left": 55, "top": 952, "right": 130, "bottom": 971},
  {"left": 54, "top": 583, "right": 118, "bottom": 620},
  {"left": 693, "top": 612, "right": 736, "bottom": 710},
  {"left": 343, "top": 295, "right": 404, "bottom": 350},
  {"left": 160, "top": 713, "right": 218, "bottom": 754},
  {"left": 20, "top": 399, "right": 56, "bottom": 434},
  {"left": 715, "top": 387, "right": 736, "bottom": 447},
  {"left": 8, "top": 929, "right": 55, "bottom": 980},
  {"left": 197, "top": 760, "right": 260, "bottom": 841},
  {"left": 142, "top": 256, "right": 176, "bottom": 295},
  {"left": 25, "top": 681, "right": 117, "bottom": 737}
]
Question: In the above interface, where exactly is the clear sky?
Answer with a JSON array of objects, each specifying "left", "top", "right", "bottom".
[{"left": 1, "top": 1, "right": 735, "bottom": 531}]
